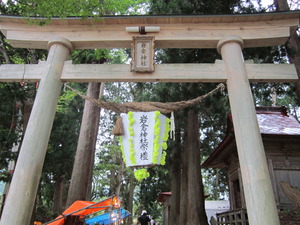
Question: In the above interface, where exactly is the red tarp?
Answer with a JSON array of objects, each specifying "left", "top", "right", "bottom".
[{"left": 46, "top": 196, "right": 119, "bottom": 225}]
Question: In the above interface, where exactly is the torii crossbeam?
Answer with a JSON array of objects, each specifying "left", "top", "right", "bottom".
[{"left": 0, "top": 11, "right": 299, "bottom": 225}]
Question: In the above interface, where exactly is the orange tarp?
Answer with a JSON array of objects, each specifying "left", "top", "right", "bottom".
[{"left": 46, "top": 196, "right": 119, "bottom": 225}]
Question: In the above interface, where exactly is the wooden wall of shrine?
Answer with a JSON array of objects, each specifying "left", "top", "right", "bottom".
[{"left": 203, "top": 106, "right": 300, "bottom": 210}]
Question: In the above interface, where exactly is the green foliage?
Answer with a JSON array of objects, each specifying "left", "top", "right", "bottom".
[
  {"left": 0, "top": 169, "right": 12, "bottom": 183},
  {"left": 5, "top": 0, "right": 146, "bottom": 25},
  {"left": 0, "top": 0, "right": 25, "bottom": 15},
  {"left": 137, "top": 167, "right": 170, "bottom": 214},
  {"left": 57, "top": 88, "right": 78, "bottom": 114},
  {"left": 72, "top": 49, "right": 129, "bottom": 65},
  {"left": 0, "top": 33, "right": 46, "bottom": 65},
  {"left": 148, "top": 0, "right": 263, "bottom": 15},
  {"left": 0, "top": 82, "right": 37, "bottom": 179},
  {"left": 108, "top": 49, "right": 129, "bottom": 64},
  {"left": 92, "top": 142, "right": 123, "bottom": 198},
  {"left": 34, "top": 204, "right": 59, "bottom": 222},
  {"left": 202, "top": 168, "right": 228, "bottom": 200},
  {"left": 72, "top": 49, "right": 110, "bottom": 64},
  {"left": 45, "top": 83, "right": 85, "bottom": 178}
]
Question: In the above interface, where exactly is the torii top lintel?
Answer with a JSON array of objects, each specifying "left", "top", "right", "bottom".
[{"left": 0, "top": 11, "right": 299, "bottom": 50}]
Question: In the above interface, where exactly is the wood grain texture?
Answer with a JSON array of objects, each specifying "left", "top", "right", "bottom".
[
  {"left": 0, "top": 13, "right": 298, "bottom": 49},
  {"left": 220, "top": 38, "right": 280, "bottom": 225},
  {"left": 0, "top": 62, "right": 297, "bottom": 82}
]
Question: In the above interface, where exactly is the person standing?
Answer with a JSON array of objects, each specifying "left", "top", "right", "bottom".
[{"left": 136, "top": 210, "right": 151, "bottom": 225}]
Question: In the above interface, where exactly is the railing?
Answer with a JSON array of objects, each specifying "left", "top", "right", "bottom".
[{"left": 216, "top": 209, "right": 248, "bottom": 225}]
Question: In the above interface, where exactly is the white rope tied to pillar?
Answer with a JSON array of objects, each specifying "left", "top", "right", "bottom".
[{"left": 170, "top": 111, "right": 175, "bottom": 141}]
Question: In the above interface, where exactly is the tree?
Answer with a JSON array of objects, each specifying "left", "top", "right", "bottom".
[
  {"left": 0, "top": 83, "right": 21, "bottom": 179},
  {"left": 64, "top": 48, "right": 108, "bottom": 208},
  {"left": 168, "top": 133, "right": 181, "bottom": 225},
  {"left": 8, "top": 0, "right": 146, "bottom": 23},
  {"left": 184, "top": 110, "right": 208, "bottom": 225},
  {"left": 65, "top": 82, "right": 102, "bottom": 207},
  {"left": 274, "top": 0, "right": 300, "bottom": 103}
]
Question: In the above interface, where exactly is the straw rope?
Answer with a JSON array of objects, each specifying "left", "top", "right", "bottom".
[{"left": 65, "top": 83, "right": 225, "bottom": 114}]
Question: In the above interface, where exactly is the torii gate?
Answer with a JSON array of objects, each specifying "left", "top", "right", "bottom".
[{"left": 0, "top": 11, "right": 299, "bottom": 225}]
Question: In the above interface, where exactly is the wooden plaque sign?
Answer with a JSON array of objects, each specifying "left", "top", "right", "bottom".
[{"left": 131, "top": 36, "right": 155, "bottom": 72}]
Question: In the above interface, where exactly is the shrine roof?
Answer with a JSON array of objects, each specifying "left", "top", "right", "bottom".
[
  {"left": 202, "top": 106, "right": 300, "bottom": 168},
  {"left": 157, "top": 192, "right": 172, "bottom": 203},
  {"left": 0, "top": 10, "right": 299, "bottom": 25},
  {"left": 232, "top": 106, "right": 300, "bottom": 136}
]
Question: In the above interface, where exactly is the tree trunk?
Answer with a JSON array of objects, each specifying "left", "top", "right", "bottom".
[
  {"left": 169, "top": 135, "right": 181, "bottom": 225},
  {"left": 287, "top": 28, "right": 300, "bottom": 104},
  {"left": 184, "top": 110, "right": 208, "bottom": 225},
  {"left": 180, "top": 127, "right": 188, "bottom": 225},
  {"left": 275, "top": 0, "right": 300, "bottom": 103},
  {"left": 85, "top": 151, "right": 95, "bottom": 201},
  {"left": 115, "top": 160, "right": 124, "bottom": 198},
  {"left": 53, "top": 176, "right": 64, "bottom": 213},
  {"left": 109, "top": 155, "right": 117, "bottom": 196},
  {"left": 274, "top": 0, "right": 289, "bottom": 10},
  {"left": 85, "top": 83, "right": 105, "bottom": 201},
  {"left": 127, "top": 174, "right": 135, "bottom": 225},
  {"left": 66, "top": 82, "right": 101, "bottom": 207}
]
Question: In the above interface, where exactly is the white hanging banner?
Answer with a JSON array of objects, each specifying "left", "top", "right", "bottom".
[{"left": 120, "top": 111, "right": 170, "bottom": 167}]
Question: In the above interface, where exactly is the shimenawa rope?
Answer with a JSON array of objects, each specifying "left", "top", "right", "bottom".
[{"left": 65, "top": 83, "right": 225, "bottom": 115}]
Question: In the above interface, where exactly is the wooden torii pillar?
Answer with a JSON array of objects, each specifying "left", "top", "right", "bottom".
[
  {"left": 0, "top": 12, "right": 299, "bottom": 225},
  {"left": 217, "top": 36, "right": 280, "bottom": 224}
]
